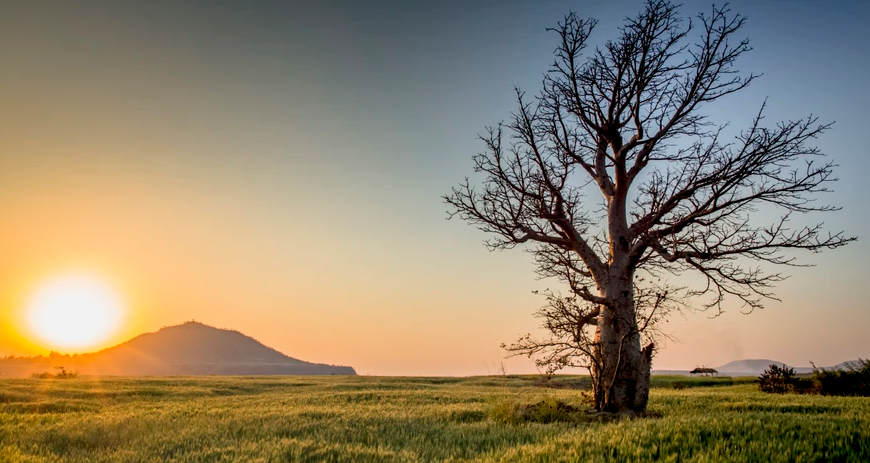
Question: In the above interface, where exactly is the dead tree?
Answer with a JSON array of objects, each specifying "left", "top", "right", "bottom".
[
  {"left": 445, "top": 0, "right": 854, "bottom": 413},
  {"left": 503, "top": 281, "right": 685, "bottom": 409}
]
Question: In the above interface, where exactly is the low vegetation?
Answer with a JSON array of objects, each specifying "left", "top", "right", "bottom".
[
  {"left": 1, "top": 374, "right": 868, "bottom": 461},
  {"left": 488, "top": 397, "right": 588, "bottom": 426},
  {"left": 758, "top": 364, "right": 798, "bottom": 394},
  {"left": 758, "top": 360, "right": 870, "bottom": 397},
  {"left": 812, "top": 360, "right": 870, "bottom": 397},
  {"left": 29, "top": 366, "right": 79, "bottom": 380}
]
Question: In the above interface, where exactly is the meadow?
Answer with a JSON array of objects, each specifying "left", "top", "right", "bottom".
[{"left": 1, "top": 375, "right": 868, "bottom": 462}]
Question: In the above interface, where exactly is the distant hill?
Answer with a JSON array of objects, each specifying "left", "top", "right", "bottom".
[
  {"left": 715, "top": 359, "right": 813, "bottom": 375},
  {"left": 655, "top": 358, "right": 865, "bottom": 377},
  {"left": 0, "top": 321, "right": 356, "bottom": 377},
  {"left": 826, "top": 360, "right": 865, "bottom": 371},
  {"left": 713, "top": 359, "right": 868, "bottom": 375}
]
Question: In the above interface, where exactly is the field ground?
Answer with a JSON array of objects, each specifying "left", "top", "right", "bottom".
[{"left": 1, "top": 375, "right": 868, "bottom": 462}]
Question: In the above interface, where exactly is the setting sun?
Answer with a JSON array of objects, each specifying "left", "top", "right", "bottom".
[{"left": 26, "top": 274, "right": 123, "bottom": 350}]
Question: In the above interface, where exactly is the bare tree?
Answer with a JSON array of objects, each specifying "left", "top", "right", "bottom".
[
  {"left": 445, "top": 0, "right": 854, "bottom": 413},
  {"left": 503, "top": 280, "right": 686, "bottom": 410}
]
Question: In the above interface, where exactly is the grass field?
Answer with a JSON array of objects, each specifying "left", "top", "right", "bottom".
[{"left": 1, "top": 375, "right": 868, "bottom": 462}]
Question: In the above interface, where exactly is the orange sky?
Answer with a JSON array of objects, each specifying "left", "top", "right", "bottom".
[{"left": 1, "top": 0, "right": 868, "bottom": 375}]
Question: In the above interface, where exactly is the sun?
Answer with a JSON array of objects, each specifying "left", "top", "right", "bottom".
[{"left": 26, "top": 274, "right": 124, "bottom": 350}]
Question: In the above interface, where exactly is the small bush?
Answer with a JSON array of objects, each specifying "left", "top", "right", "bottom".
[
  {"left": 487, "top": 397, "right": 585, "bottom": 424},
  {"left": 487, "top": 398, "right": 523, "bottom": 425},
  {"left": 672, "top": 381, "right": 687, "bottom": 390},
  {"left": 54, "top": 366, "right": 79, "bottom": 379},
  {"left": 792, "top": 376, "right": 817, "bottom": 394},
  {"left": 758, "top": 364, "right": 797, "bottom": 393},
  {"left": 523, "top": 398, "right": 582, "bottom": 423}
]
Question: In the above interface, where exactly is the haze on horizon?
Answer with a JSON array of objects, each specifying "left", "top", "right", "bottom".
[{"left": 1, "top": 0, "right": 868, "bottom": 376}]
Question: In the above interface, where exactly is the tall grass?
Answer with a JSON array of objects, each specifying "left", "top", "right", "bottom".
[{"left": 0, "top": 375, "right": 866, "bottom": 462}]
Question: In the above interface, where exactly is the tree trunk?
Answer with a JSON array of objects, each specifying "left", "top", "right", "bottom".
[
  {"left": 592, "top": 274, "right": 650, "bottom": 413},
  {"left": 590, "top": 173, "right": 653, "bottom": 413}
]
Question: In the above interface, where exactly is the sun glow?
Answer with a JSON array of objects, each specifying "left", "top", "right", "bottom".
[{"left": 26, "top": 274, "right": 124, "bottom": 350}]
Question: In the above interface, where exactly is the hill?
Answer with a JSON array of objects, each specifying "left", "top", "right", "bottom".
[
  {"left": 657, "top": 358, "right": 866, "bottom": 376},
  {"left": 0, "top": 321, "right": 355, "bottom": 377},
  {"left": 829, "top": 360, "right": 865, "bottom": 371},
  {"left": 715, "top": 359, "right": 812, "bottom": 375}
]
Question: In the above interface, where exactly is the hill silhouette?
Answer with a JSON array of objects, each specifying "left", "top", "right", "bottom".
[
  {"left": 655, "top": 358, "right": 864, "bottom": 376},
  {"left": 0, "top": 321, "right": 355, "bottom": 377},
  {"left": 715, "top": 359, "right": 813, "bottom": 375}
]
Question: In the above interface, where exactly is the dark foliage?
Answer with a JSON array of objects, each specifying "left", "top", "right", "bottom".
[
  {"left": 758, "top": 364, "right": 796, "bottom": 393},
  {"left": 30, "top": 366, "right": 79, "bottom": 380},
  {"left": 758, "top": 360, "right": 870, "bottom": 397},
  {"left": 812, "top": 360, "right": 870, "bottom": 397},
  {"left": 488, "top": 397, "right": 586, "bottom": 425}
]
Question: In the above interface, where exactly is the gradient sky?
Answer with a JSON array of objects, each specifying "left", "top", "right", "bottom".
[{"left": 1, "top": 0, "right": 868, "bottom": 375}]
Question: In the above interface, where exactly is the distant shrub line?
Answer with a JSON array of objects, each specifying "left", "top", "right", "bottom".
[
  {"left": 30, "top": 366, "right": 78, "bottom": 380},
  {"left": 758, "top": 360, "right": 870, "bottom": 396}
]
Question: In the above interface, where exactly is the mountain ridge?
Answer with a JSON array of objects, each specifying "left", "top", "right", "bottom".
[
  {"left": 714, "top": 359, "right": 814, "bottom": 374},
  {"left": 0, "top": 321, "right": 356, "bottom": 377}
]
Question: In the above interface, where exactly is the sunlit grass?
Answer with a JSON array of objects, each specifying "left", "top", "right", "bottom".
[{"left": 0, "top": 375, "right": 867, "bottom": 462}]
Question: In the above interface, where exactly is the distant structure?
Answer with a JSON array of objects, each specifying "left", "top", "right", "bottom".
[{"left": 690, "top": 367, "right": 718, "bottom": 377}]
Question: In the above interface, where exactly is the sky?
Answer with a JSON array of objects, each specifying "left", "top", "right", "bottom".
[{"left": 0, "top": 0, "right": 868, "bottom": 375}]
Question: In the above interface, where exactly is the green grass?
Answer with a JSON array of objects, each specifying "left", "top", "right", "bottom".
[{"left": 0, "top": 375, "right": 867, "bottom": 462}]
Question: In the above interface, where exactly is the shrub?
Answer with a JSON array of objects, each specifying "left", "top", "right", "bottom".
[
  {"left": 758, "top": 360, "right": 870, "bottom": 396},
  {"left": 812, "top": 359, "right": 870, "bottom": 397},
  {"left": 487, "top": 397, "right": 585, "bottom": 424},
  {"left": 487, "top": 398, "right": 523, "bottom": 425},
  {"left": 522, "top": 398, "right": 581, "bottom": 424},
  {"left": 758, "top": 364, "right": 797, "bottom": 393},
  {"left": 30, "top": 366, "right": 79, "bottom": 380},
  {"left": 792, "top": 376, "right": 817, "bottom": 394},
  {"left": 54, "top": 366, "right": 79, "bottom": 379}
]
